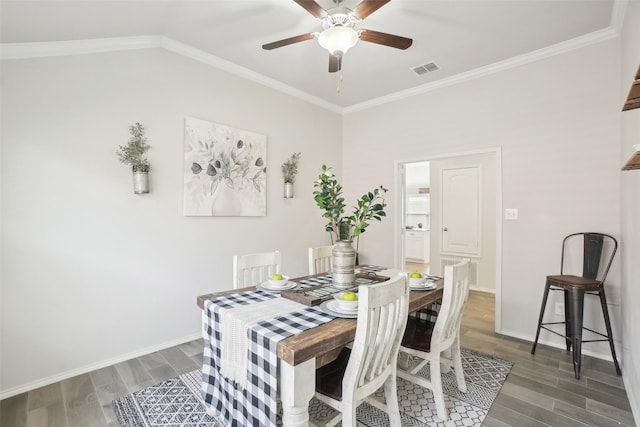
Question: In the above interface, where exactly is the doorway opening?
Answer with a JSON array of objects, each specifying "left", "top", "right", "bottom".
[
  {"left": 396, "top": 148, "right": 502, "bottom": 332},
  {"left": 403, "top": 162, "right": 431, "bottom": 274}
]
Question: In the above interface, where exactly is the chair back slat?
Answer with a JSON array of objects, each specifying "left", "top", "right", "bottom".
[
  {"left": 583, "top": 233, "right": 604, "bottom": 280},
  {"left": 363, "top": 302, "right": 402, "bottom": 381},
  {"left": 232, "top": 251, "right": 281, "bottom": 289},
  {"left": 344, "top": 275, "right": 409, "bottom": 398},
  {"left": 432, "top": 259, "right": 470, "bottom": 353},
  {"left": 308, "top": 246, "right": 333, "bottom": 275}
]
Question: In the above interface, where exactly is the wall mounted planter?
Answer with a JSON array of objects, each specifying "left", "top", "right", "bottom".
[
  {"left": 133, "top": 171, "right": 150, "bottom": 194},
  {"left": 284, "top": 183, "right": 294, "bottom": 198}
]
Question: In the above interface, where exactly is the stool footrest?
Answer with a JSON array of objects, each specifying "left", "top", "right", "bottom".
[
  {"left": 539, "top": 325, "right": 567, "bottom": 339},
  {"left": 540, "top": 324, "right": 611, "bottom": 342}
]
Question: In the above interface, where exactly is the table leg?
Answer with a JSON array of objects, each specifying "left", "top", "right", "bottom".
[{"left": 280, "top": 358, "right": 316, "bottom": 427}]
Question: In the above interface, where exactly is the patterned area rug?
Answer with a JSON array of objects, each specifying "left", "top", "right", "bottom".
[{"left": 113, "top": 348, "right": 512, "bottom": 427}]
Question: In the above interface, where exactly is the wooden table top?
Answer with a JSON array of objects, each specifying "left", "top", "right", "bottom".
[{"left": 197, "top": 272, "right": 443, "bottom": 367}]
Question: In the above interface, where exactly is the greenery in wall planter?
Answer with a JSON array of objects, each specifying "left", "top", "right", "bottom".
[
  {"left": 116, "top": 122, "right": 152, "bottom": 194},
  {"left": 281, "top": 152, "right": 301, "bottom": 198},
  {"left": 117, "top": 122, "right": 151, "bottom": 172}
]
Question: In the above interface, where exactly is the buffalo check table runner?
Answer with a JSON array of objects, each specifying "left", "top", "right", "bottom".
[{"left": 201, "top": 266, "right": 387, "bottom": 427}]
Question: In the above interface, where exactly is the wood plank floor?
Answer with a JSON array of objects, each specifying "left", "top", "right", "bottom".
[
  {"left": 1, "top": 291, "right": 636, "bottom": 426},
  {"left": 462, "top": 291, "right": 635, "bottom": 427},
  {"left": 405, "top": 261, "right": 429, "bottom": 274}
]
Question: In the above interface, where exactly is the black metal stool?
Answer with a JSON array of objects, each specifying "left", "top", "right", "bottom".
[{"left": 531, "top": 232, "right": 620, "bottom": 379}]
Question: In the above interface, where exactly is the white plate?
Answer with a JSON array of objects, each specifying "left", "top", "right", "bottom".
[
  {"left": 409, "top": 281, "right": 437, "bottom": 291},
  {"left": 320, "top": 300, "right": 358, "bottom": 318},
  {"left": 257, "top": 281, "right": 298, "bottom": 293}
]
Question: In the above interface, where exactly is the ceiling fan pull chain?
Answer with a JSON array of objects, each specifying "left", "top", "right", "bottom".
[{"left": 337, "top": 72, "right": 344, "bottom": 93}]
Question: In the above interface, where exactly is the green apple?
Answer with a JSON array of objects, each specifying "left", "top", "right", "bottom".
[
  {"left": 342, "top": 291, "right": 357, "bottom": 301},
  {"left": 271, "top": 274, "right": 283, "bottom": 280},
  {"left": 409, "top": 272, "right": 422, "bottom": 279}
]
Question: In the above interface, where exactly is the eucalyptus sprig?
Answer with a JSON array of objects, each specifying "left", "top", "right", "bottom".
[
  {"left": 313, "top": 164, "right": 387, "bottom": 245},
  {"left": 116, "top": 122, "right": 151, "bottom": 172},
  {"left": 348, "top": 188, "right": 388, "bottom": 238},
  {"left": 281, "top": 152, "right": 301, "bottom": 184}
]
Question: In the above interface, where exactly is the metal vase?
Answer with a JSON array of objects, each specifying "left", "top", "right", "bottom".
[
  {"left": 284, "top": 182, "right": 294, "bottom": 198},
  {"left": 133, "top": 171, "right": 149, "bottom": 194},
  {"left": 332, "top": 240, "right": 356, "bottom": 289}
]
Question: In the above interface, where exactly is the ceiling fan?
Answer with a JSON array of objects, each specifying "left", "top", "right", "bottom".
[{"left": 262, "top": 0, "right": 413, "bottom": 73}]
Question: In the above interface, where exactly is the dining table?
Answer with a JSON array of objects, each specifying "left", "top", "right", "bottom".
[{"left": 196, "top": 266, "right": 444, "bottom": 427}]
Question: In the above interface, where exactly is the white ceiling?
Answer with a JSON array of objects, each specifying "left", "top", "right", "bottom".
[{"left": 0, "top": 0, "right": 620, "bottom": 111}]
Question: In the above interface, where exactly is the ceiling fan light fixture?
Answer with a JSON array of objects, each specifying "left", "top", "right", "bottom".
[{"left": 318, "top": 25, "right": 358, "bottom": 56}]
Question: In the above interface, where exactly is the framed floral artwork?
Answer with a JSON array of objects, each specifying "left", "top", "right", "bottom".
[{"left": 183, "top": 117, "right": 267, "bottom": 216}]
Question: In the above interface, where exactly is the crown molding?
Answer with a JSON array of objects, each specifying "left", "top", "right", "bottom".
[
  {"left": 344, "top": 27, "right": 620, "bottom": 114},
  {"left": 0, "top": 36, "right": 162, "bottom": 59},
  {"left": 0, "top": 23, "right": 621, "bottom": 116}
]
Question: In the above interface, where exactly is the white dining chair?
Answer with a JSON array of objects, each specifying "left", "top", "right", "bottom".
[
  {"left": 308, "top": 245, "right": 333, "bottom": 275},
  {"left": 314, "top": 274, "right": 410, "bottom": 427},
  {"left": 397, "top": 258, "right": 470, "bottom": 421},
  {"left": 232, "top": 250, "right": 281, "bottom": 289}
]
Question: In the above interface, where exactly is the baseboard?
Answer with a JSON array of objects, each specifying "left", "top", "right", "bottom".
[
  {"left": 0, "top": 332, "right": 202, "bottom": 400},
  {"left": 469, "top": 287, "right": 495, "bottom": 295}
]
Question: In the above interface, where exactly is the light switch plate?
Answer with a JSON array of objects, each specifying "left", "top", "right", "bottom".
[{"left": 504, "top": 208, "right": 518, "bottom": 220}]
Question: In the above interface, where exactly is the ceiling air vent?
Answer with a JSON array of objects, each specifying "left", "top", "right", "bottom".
[{"left": 412, "top": 61, "right": 440, "bottom": 76}]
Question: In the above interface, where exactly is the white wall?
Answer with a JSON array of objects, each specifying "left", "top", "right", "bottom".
[
  {"left": 343, "top": 39, "right": 623, "bottom": 361},
  {"left": 0, "top": 48, "right": 341, "bottom": 396},
  {"left": 620, "top": 0, "right": 640, "bottom": 419}
]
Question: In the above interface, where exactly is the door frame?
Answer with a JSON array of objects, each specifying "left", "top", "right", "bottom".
[{"left": 394, "top": 147, "right": 503, "bottom": 333}]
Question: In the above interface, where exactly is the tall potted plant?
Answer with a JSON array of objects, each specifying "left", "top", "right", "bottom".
[
  {"left": 313, "top": 165, "right": 387, "bottom": 288},
  {"left": 116, "top": 122, "right": 151, "bottom": 194},
  {"left": 281, "top": 152, "right": 301, "bottom": 198}
]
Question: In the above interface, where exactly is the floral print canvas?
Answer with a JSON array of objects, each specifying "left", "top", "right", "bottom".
[{"left": 183, "top": 117, "right": 267, "bottom": 216}]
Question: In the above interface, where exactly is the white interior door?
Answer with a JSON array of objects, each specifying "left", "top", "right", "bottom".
[{"left": 441, "top": 166, "right": 480, "bottom": 255}]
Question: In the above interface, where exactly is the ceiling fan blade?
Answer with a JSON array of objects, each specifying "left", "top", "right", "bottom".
[
  {"left": 293, "top": 0, "right": 326, "bottom": 19},
  {"left": 359, "top": 29, "right": 413, "bottom": 50},
  {"left": 328, "top": 54, "right": 342, "bottom": 73},
  {"left": 262, "top": 33, "right": 316, "bottom": 50},
  {"left": 353, "top": 0, "right": 391, "bottom": 20}
]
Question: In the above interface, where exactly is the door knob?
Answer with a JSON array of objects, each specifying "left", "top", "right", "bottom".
[{"left": 443, "top": 227, "right": 448, "bottom": 231}]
